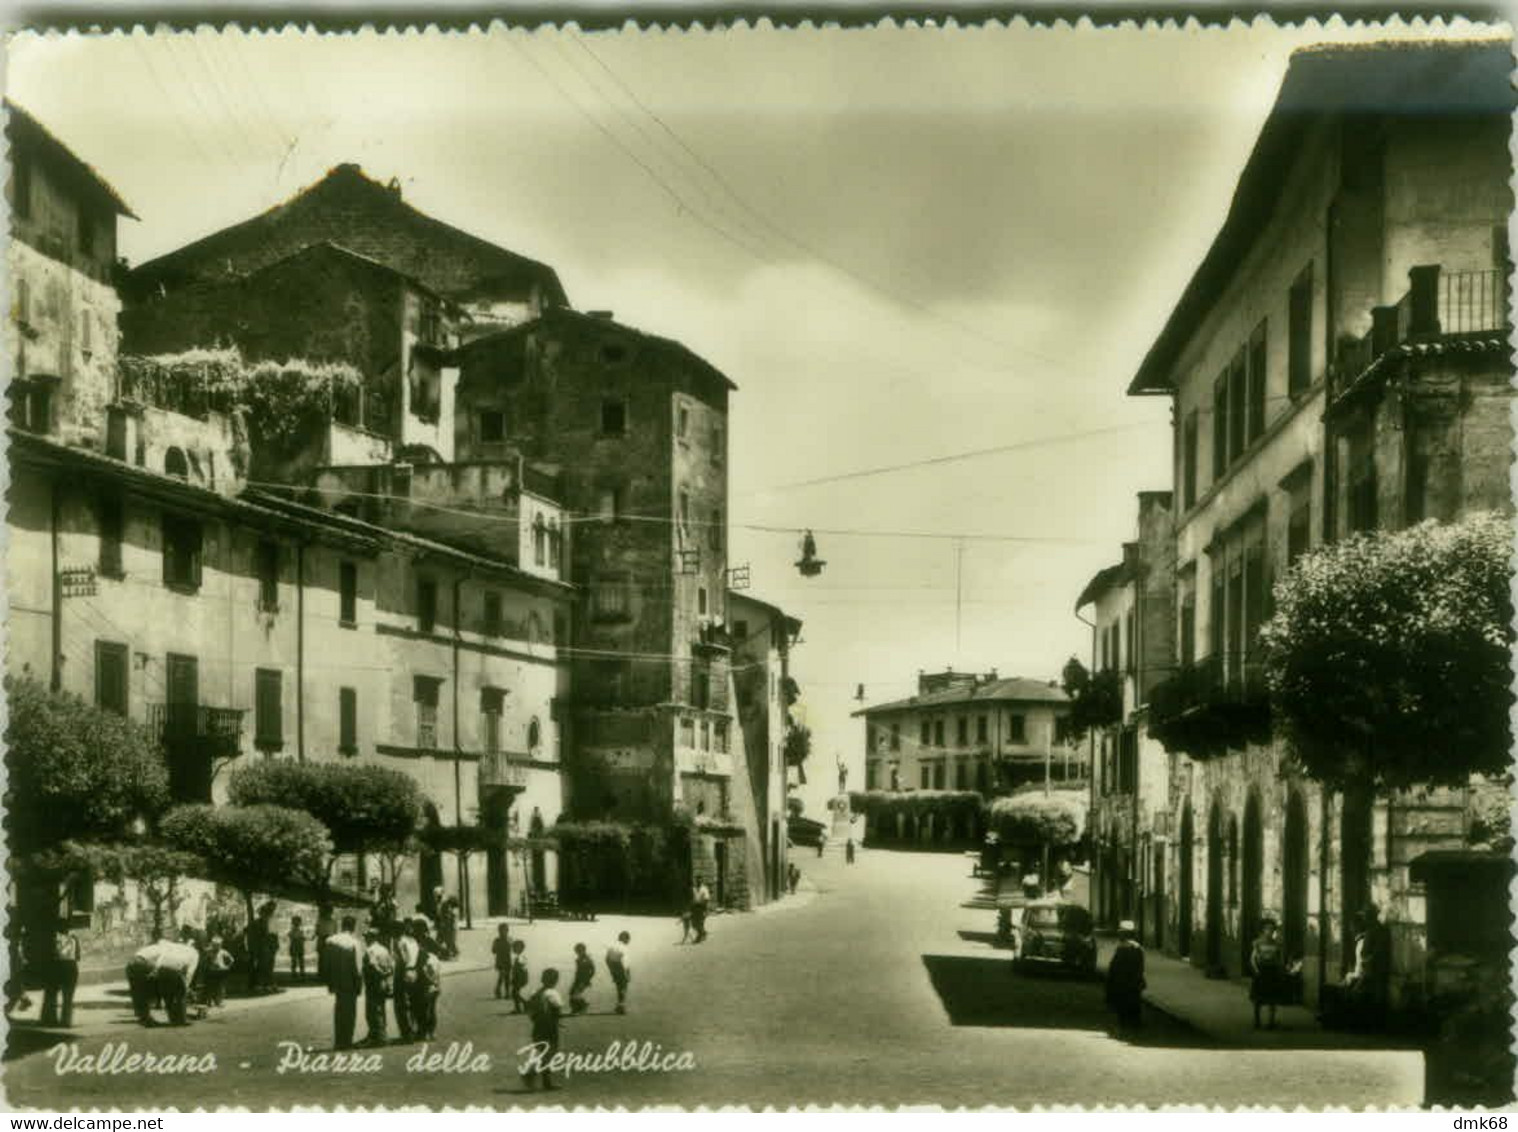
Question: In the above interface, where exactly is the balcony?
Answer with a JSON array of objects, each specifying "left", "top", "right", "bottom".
[
  {"left": 1146, "top": 653, "right": 1270, "bottom": 759},
  {"left": 692, "top": 621, "right": 732, "bottom": 656},
  {"left": 479, "top": 750, "right": 529, "bottom": 791},
  {"left": 1333, "top": 265, "right": 1510, "bottom": 395},
  {"left": 147, "top": 703, "right": 245, "bottom": 755}
]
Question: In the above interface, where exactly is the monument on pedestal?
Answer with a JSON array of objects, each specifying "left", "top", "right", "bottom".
[{"left": 830, "top": 756, "right": 854, "bottom": 842}]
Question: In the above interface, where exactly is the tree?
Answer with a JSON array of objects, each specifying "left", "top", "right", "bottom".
[
  {"left": 4, "top": 677, "right": 170, "bottom": 855},
  {"left": 988, "top": 792, "right": 1085, "bottom": 849},
  {"left": 160, "top": 804, "right": 331, "bottom": 921},
  {"left": 1061, "top": 657, "right": 1122, "bottom": 742},
  {"left": 783, "top": 723, "right": 812, "bottom": 768},
  {"left": 420, "top": 823, "right": 506, "bottom": 927},
  {"left": 227, "top": 761, "right": 424, "bottom": 886},
  {"left": 1260, "top": 513, "right": 1514, "bottom": 790},
  {"left": 73, "top": 843, "right": 204, "bottom": 940}
]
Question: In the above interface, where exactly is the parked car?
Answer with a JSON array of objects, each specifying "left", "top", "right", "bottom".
[{"left": 1012, "top": 898, "right": 1098, "bottom": 976}]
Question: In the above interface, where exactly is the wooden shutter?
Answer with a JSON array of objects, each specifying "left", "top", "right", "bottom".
[
  {"left": 339, "top": 687, "right": 357, "bottom": 753},
  {"left": 95, "top": 640, "right": 129, "bottom": 716},
  {"left": 255, "top": 669, "right": 282, "bottom": 749}
]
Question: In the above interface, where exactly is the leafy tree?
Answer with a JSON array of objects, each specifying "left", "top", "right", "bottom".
[
  {"left": 783, "top": 723, "right": 812, "bottom": 768},
  {"left": 72, "top": 843, "right": 203, "bottom": 940},
  {"left": 1260, "top": 513, "right": 1514, "bottom": 790},
  {"left": 161, "top": 804, "right": 331, "bottom": 921},
  {"left": 4, "top": 678, "right": 170, "bottom": 855},
  {"left": 988, "top": 792, "right": 1086, "bottom": 848},
  {"left": 420, "top": 823, "right": 505, "bottom": 926},
  {"left": 1061, "top": 657, "right": 1122, "bottom": 741},
  {"left": 227, "top": 761, "right": 424, "bottom": 885}
]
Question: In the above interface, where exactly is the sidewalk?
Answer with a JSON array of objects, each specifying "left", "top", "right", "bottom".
[{"left": 1123, "top": 942, "right": 1420, "bottom": 1052}]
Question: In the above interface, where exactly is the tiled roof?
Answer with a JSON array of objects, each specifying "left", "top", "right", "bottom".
[
  {"left": 853, "top": 676, "right": 1068, "bottom": 717},
  {"left": 129, "top": 163, "right": 566, "bottom": 306},
  {"left": 5, "top": 100, "right": 136, "bottom": 218}
]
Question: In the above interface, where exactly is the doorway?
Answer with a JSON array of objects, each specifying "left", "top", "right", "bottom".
[
  {"left": 1282, "top": 790, "right": 1309, "bottom": 964},
  {"left": 1205, "top": 802, "right": 1224, "bottom": 972},
  {"left": 714, "top": 839, "right": 728, "bottom": 907},
  {"left": 1340, "top": 784, "right": 1374, "bottom": 971},
  {"left": 1241, "top": 790, "right": 1263, "bottom": 971}
]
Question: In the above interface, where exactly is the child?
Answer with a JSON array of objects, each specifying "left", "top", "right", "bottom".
[
  {"left": 288, "top": 916, "right": 307, "bottom": 981},
  {"left": 523, "top": 968, "right": 564, "bottom": 1091},
  {"left": 605, "top": 932, "right": 631, "bottom": 1015},
  {"left": 568, "top": 943, "right": 595, "bottom": 1015},
  {"left": 509, "top": 938, "right": 530, "bottom": 1014},
  {"left": 678, "top": 910, "right": 693, "bottom": 944},
  {"left": 492, "top": 924, "right": 513, "bottom": 1000},
  {"left": 413, "top": 939, "right": 442, "bottom": 1041},
  {"left": 201, "top": 935, "right": 234, "bottom": 1007}
]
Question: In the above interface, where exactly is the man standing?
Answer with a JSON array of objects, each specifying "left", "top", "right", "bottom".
[
  {"left": 323, "top": 915, "right": 364, "bottom": 1051},
  {"left": 1105, "top": 920, "right": 1146, "bottom": 1032},
  {"left": 392, "top": 919, "right": 421, "bottom": 1041},
  {"left": 568, "top": 943, "right": 595, "bottom": 1015},
  {"left": 845, "top": 838, "right": 856, "bottom": 865},
  {"left": 361, "top": 927, "right": 394, "bottom": 1047},
  {"left": 691, "top": 880, "right": 711, "bottom": 944},
  {"left": 605, "top": 932, "right": 631, "bottom": 1015}
]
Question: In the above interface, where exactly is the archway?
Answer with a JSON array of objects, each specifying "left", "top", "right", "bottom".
[
  {"left": 1205, "top": 801, "right": 1225, "bottom": 972},
  {"left": 1282, "top": 789, "right": 1309, "bottom": 964},
  {"left": 1178, "top": 801, "right": 1194, "bottom": 958},
  {"left": 529, "top": 808, "right": 547, "bottom": 895},
  {"left": 483, "top": 792, "right": 513, "bottom": 917},
  {"left": 1340, "top": 784, "right": 1374, "bottom": 971},
  {"left": 164, "top": 447, "right": 188, "bottom": 479},
  {"left": 1241, "top": 790, "right": 1263, "bottom": 972}
]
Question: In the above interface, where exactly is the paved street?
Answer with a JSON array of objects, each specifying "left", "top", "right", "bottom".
[{"left": 4, "top": 849, "right": 1422, "bottom": 1109}]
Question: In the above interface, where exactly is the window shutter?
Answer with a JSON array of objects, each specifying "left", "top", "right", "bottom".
[
  {"left": 256, "top": 669, "right": 282, "bottom": 747},
  {"left": 339, "top": 687, "right": 357, "bottom": 752}
]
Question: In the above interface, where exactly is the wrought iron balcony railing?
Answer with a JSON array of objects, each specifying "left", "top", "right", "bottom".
[{"left": 147, "top": 703, "right": 245, "bottom": 754}]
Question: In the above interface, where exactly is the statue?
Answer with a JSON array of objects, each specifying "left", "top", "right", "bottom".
[{"left": 837, "top": 756, "right": 848, "bottom": 795}]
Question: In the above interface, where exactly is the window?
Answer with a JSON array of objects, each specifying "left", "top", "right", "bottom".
[
  {"left": 1182, "top": 411, "right": 1198, "bottom": 510},
  {"left": 414, "top": 677, "right": 441, "bottom": 748},
  {"left": 956, "top": 762, "right": 969, "bottom": 790},
  {"left": 78, "top": 209, "right": 94, "bottom": 257},
  {"left": 1180, "top": 588, "right": 1197, "bottom": 667},
  {"left": 14, "top": 277, "right": 28, "bottom": 326},
  {"left": 1288, "top": 494, "right": 1312, "bottom": 567},
  {"left": 97, "top": 494, "right": 124, "bottom": 578},
  {"left": 479, "top": 409, "right": 506, "bottom": 444},
  {"left": 598, "top": 488, "right": 620, "bottom": 523},
  {"left": 533, "top": 515, "right": 547, "bottom": 567},
  {"left": 933, "top": 719, "right": 945, "bottom": 747},
  {"left": 417, "top": 578, "right": 437, "bottom": 634},
  {"left": 593, "top": 579, "right": 630, "bottom": 621},
  {"left": 711, "top": 422, "right": 724, "bottom": 464},
  {"left": 920, "top": 764, "right": 931, "bottom": 789},
  {"left": 95, "top": 640, "right": 129, "bottom": 716},
  {"left": 977, "top": 715, "right": 988, "bottom": 744},
  {"left": 164, "top": 448, "right": 188, "bottom": 479},
  {"left": 692, "top": 662, "right": 712, "bottom": 710},
  {"left": 1125, "top": 608, "right": 1137, "bottom": 674},
  {"left": 1212, "top": 372, "right": 1229, "bottom": 480},
  {"left": 698, "top": 586, "right": 708, "bottom": 617},
  {"left": 256, "top": 541, "right": 279, "bottom": 612},
  {"left": 890, "top": 722, "right": 901, "bottom": 751},
  {"left": 1227, "top": 555, "right": 1245, "bottom": 684},
  {"left": 1243, "top": 541, "right": 1268, "bottom": 662},
  {"left": 162, "top": 515, "right": 203, "bottom": 591},
  {"left": 932, "top": 762, "right": 946, "bottom": 790},
  {"left": 1288, "top": 263, "right": 1313, "bottom": 397},
  {"left": 715, "top": 719, "right": 729, "bottom": 753},
  {"left": 13, "top": 155, "right": 30, "bottom": 220},
  {"left": 699, "top": 720, "right": 711, "bottom": 752},
  {"left": 1346, "top": 423, "right": 1378, "bottom": 535},
  {"left": 679, "top": 491, "right": 691, "bottom": 534},
  {"left": 339, "top": 687, "right": 357, "bottom": 755},
  {"left": 255, "top": 668, "right": 283, "bottom": 751},
  {"left": 483, "top": 591, "right": 503, "bottom": 637},
  {"left": 920, "top": 719, "right": 931, "bottom": 747},
  {"left": 710, "top": 508, "right": 723, "bottom": 552},
  {"left": 548, "top": 520, "right": 562, "bottom": 570},
  {"left": 957, "top": 716, "right": 968, "bottom": 747},
  {"left": 339, "top": 561, "right": 357, "bottom": 626},
  {"left": 1247, "top": 322, "right": 1267, "bottom": 444},
  {"left": 1008, "top": 714, "right": 1027, "bottom": 744},
  {"left": 481, "top": 688, "right": 504, "bottom": 754},
  {"left": 680, "top": 717, "right": 696, "bottom": 748},
  {"left": 1228, "top": 353, "right": 1247, "bottom": 464},
  {"left": 676, "top": 404, "right": 689, "bottom": 440},
  {"left": 1209, "top": 555, "right": 1227, "bottom": 662},
  {"left": 601, "top": 398, "right": 627, "bottom": 436}
]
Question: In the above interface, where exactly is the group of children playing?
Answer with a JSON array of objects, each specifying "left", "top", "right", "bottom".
[{"left": 492, "top": 925, "right": 633, "bottom": 1091}]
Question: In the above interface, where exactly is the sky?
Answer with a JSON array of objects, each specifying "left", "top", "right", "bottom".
[{"left": 6, "top": 18, "right": 1505, "bottom": 818}]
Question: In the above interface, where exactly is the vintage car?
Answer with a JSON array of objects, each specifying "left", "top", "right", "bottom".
[{"left": 1012, "top": 898, "right": 1098, "bottom": 975}]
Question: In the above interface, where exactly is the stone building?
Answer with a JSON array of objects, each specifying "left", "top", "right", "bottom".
[
  {"left": 6, "top": 101, "right": 136, "bottom": 449},
  {"left": 729, "top": 591, "right": 804, "bottom": 904},
  {"left": 1126, "top": 39, "right": 1513, "bottom": 1005},
  {"left": 856, "top": 670, "right": 1083, "bottom": 797},
  {"left": 1076, "top": 492, "right": 1175, "bottom": 938},
  {"left": 450, "top": 308, "right": 783, "bottom": 908},
  {"left": 4, "top": 126, "right": 575, "bottom": 960}
]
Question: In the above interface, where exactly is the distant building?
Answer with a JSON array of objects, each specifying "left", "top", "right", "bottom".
[
  {"left": 854, "top": 670, "right": 1084, "bottom": 796},
  {"left": 1076, "top": 492, "right": 1175, "bottom": 937}
]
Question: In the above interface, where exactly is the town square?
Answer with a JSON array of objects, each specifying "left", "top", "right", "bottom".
[{"left": 0, "top": 15, "right": 1512, "bottom": 1112}]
